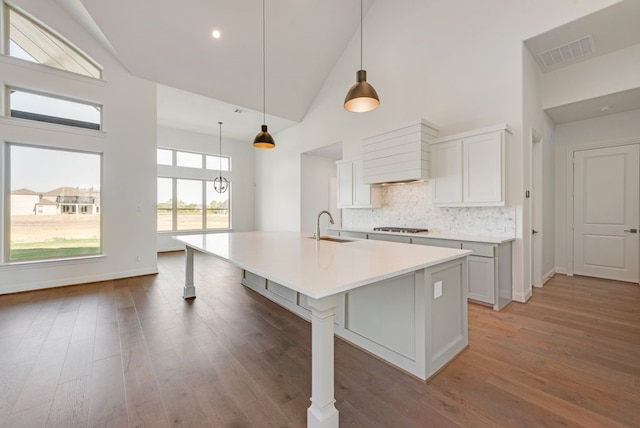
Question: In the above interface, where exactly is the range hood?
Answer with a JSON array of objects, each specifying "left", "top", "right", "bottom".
[{"left": 361, "top": 119, "right": 439, "bottom": 184}]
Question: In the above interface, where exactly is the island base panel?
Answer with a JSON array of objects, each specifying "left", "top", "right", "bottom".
[{"left": 240, "top": 256, "right": 468, "bottom": 381}]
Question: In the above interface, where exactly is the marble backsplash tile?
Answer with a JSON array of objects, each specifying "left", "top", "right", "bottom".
[{"left": 342, "top": 181, "right": 515, "bottom": 236}]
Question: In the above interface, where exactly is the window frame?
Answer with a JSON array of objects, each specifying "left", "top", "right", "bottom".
[
  {"left": 5, "top": 86, "right": 103, "bottom": 131},
  {"left": 4, "top": 142, "right": 103, "bottom": 263}
]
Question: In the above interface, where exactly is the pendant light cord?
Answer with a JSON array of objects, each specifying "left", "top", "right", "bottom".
[
  {"left": 218, "top": 122, "right": 223, "bottom": 177},
  {"left": 360, "top": 0, "right": 363, "bottom": 70},
  {"left": 262, "top": 0, "right": 266, "bottom": 125}
]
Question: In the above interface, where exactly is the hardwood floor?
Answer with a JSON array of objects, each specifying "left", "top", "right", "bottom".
[{"left": 1, "top": 252, "right": 638, "bottom": 427}]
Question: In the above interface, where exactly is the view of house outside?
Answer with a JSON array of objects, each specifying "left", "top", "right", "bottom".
[{"left": 8, "top": 145, "right": 101, "bottom": 261}]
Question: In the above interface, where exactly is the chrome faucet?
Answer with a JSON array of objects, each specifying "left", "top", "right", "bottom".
[{"left": 315, "top": 210, "right": 335, "bottom": 241}]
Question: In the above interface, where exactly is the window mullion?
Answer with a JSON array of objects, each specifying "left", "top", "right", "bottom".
[
  {"left": 202, "top": 180, "right": 207, "bottom": 229},
  {"left": 171, "top": 178, "right": 177, "bottom": 231}
]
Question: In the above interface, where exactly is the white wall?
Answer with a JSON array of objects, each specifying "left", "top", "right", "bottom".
[
  {"left": 554, "top": 108, "right": 640, "bottom": 273},
  {"left": 156, "top": 125, "right": 255, "bottom": 251},
  {"left": 300, "top": 154, "right": 338, "bottom": 235},
  {"left": 0, "top": 0, "right": 158, "bottom": 294},
  {"left": 543, "top": 44, "right": 640, "bottom": 109},
  {"left": 255, "top": 0, "right": 617, "bottom": 301}
]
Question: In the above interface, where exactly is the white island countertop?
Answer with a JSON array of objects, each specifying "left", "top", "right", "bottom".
[{"left": 176, "top": 231, "right": 471, "bottom": 299}]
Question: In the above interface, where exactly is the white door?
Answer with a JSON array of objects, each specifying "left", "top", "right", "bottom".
[{"left": 573, "top": 144, "right": 639, "bottom": 282}]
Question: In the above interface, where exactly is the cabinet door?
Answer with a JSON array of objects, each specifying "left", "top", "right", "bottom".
[
  {"left": 467, "top": 255, "right": 495, "bottom": 304},
  {"left": 430, "top": 140, "right": 463, "bottom": 205},
  {"left": 463, "top": 132, "right": 503, "bottom": 204},
  {"left": 336, "top": 161, "right": 353, "bottom": 208},
  {"left": 352, "top": 159, "right": 371, "bottom": 207}
]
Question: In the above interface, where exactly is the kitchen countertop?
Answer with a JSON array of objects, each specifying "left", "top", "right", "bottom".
[
  {"left": 176, "top": 231, "right": 471, "bottom": 299},
  {"left": 330, "top": 227, "right": 515, "bottom": 244}
]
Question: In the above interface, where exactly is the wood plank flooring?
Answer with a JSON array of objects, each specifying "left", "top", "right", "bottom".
[{"left": 1, "top": 251, "right": 638, "bottom": 427}]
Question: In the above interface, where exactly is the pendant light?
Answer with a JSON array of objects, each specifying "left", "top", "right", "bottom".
[
  {"left": 344, "top": 0, "right": 379, "bottom": 112},
  {"left": 253, "top": 0, "right": 275, "bottom": 148},
  {"left": 213, "top": 121, "right": 229, "bottom": 193}
]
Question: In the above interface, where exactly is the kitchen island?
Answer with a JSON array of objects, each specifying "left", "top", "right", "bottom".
[{"left": 175, "top": 231, "right": 471, "bottom": 428}]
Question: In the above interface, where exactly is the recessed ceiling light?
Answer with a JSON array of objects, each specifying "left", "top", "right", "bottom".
[
  {"left": 600, "top": 105, "right": 611, "bottom": 112},
  {"left": 212, "top": 29, "right": 221, "bottom": 39},
  {"left": 234, "top": 108, "right": 245, "bottom": 114}
]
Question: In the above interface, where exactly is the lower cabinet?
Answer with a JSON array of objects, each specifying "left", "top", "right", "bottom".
[
  {"left": 461, "top": 242, "right": 512, "bottom": 310},
  {"left": 393, "top": 234, "right": 511, "bottom": 310},
  {"left": 328, "top": 229, "right": 513, "bottom": 310},
  {"left": 467, "top": 255, "right": 495, "bottom": 304}
]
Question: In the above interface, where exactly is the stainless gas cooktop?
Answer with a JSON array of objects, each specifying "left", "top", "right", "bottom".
[{"left": 372, "top": 227, "right": 429, "bottom": 233}]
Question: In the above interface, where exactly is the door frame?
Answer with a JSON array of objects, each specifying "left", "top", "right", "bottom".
[
  {"left": 530, "top": 129, "right": 543, "bottom": 288},
  {"left": 565, "top": 138, "right": 640, "bottom": 276}
]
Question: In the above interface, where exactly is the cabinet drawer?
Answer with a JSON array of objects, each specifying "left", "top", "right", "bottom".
[
  {"left": 339, "top": 231, "right": 367, "bottom": 239},
  {"left": 412, "top": 237, "right": 462, "bottom": 249},
  {"left": 266, "top": 280, "right": 297, "bottom": 303},
  {"left": 367, "top": 233, "right": 412, "bottom": 244},
  {"left": 462, "top": 242, "right": 495, "bottom": 257}
]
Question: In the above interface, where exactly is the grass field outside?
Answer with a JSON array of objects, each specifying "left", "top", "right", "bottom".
[{"left": 10, "top": 214, "right": 100, "bottom": 261}]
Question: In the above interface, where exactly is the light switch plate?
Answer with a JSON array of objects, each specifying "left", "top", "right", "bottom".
[{"left": 434, "top": 281, "right": 443, "bottom": 299}]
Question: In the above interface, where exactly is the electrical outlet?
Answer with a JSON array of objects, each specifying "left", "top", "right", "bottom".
[{"left": 434, "top": 281, "right": 443, "bottom": 299}]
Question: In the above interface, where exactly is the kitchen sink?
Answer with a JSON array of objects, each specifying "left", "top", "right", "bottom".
[{"left": 308, "top": 236, "right": 353, "bottom": 243}]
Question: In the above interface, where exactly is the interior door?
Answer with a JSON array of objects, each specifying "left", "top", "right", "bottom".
[{"left": 573, "top": 144, "right": 639, "bottom": 282}]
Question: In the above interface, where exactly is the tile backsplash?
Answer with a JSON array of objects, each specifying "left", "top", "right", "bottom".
[{"left": 342, "top": 181, "right": 515, "bottom": 237}]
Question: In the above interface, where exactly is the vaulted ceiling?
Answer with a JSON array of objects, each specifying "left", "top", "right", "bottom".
[
  {"left": 54, "top": 0, "right": 640, "bottom": 139},
  {"left": 56, "top": 0, "right": 373, "bottom": 124}
]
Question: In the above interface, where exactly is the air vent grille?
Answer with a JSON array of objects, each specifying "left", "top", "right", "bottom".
[{"left": 538, "top": 35, "right": 594, "bottom": 68}]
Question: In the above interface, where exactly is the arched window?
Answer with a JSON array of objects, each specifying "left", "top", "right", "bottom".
[{"left": 5, "top": 4, "right": 102, "bottom": 78}]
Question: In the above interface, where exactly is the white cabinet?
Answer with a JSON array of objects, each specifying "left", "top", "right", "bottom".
[
  {"left": 412, "top": 236, "right": 512, "bottom": 311},
  {"left": 430, "top": 124, "right": 510, "bottom": 207},
  {"left": 467, "top": 255, "right": 495, "bottom": 304},
  {"left": 337, "top": 159, "right": 381, "bottom": 208},
  {"left": 461, "top": 242, "right": 512, "bottom": 310}
]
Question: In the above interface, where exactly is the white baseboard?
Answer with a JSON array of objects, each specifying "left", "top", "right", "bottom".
[
  {"left": 0, "top": 266, "right": 158, "bottom": 295},
  {"left": 543, "top": 268, "right": 556, "bottom": 285},
  {"left": 512, "top": 288, "right": 532, "bottom": 303},
  {"left": 555, "top": 267, "right": 567, "bottom": 275}
]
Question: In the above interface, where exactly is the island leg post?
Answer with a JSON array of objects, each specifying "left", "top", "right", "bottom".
[
  {"left": 306, "top": 295, "right": 339, "bottom": 428},
  {"left": 183, "top": 246, "right": 196, "bottom": 299}
]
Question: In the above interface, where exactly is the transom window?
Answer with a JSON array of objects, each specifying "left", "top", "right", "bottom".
[{"left": 8, "top": 88, "right": 102, "bottom": 130}]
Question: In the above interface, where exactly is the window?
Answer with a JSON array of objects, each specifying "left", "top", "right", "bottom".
[
  {"left": 6, "top": 4, "right": 102, "bottom": 78},
  {"left": 8, "top": 88, "right": 102, "bottom": 130},
  {"left": 157, "top": 148, "right": 230, "bottom": 231},
  {"left": 7, "top": 144, "right": 102, "bottom": 261}
]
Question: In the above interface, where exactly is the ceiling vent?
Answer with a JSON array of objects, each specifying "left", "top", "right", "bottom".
[{"left": 538, "top": 35, "right": 594, "bottom": 68}]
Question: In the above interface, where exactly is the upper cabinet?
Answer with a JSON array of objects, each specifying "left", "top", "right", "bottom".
[
  {"left": 337, "top": 159, "right": 382, "bottom": 208},
  {"left": 361, "top": 119, "right": 439, "bottom": 184},
  {"left": 430, "top": 124, "right": 511, "bottom": 207}
]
